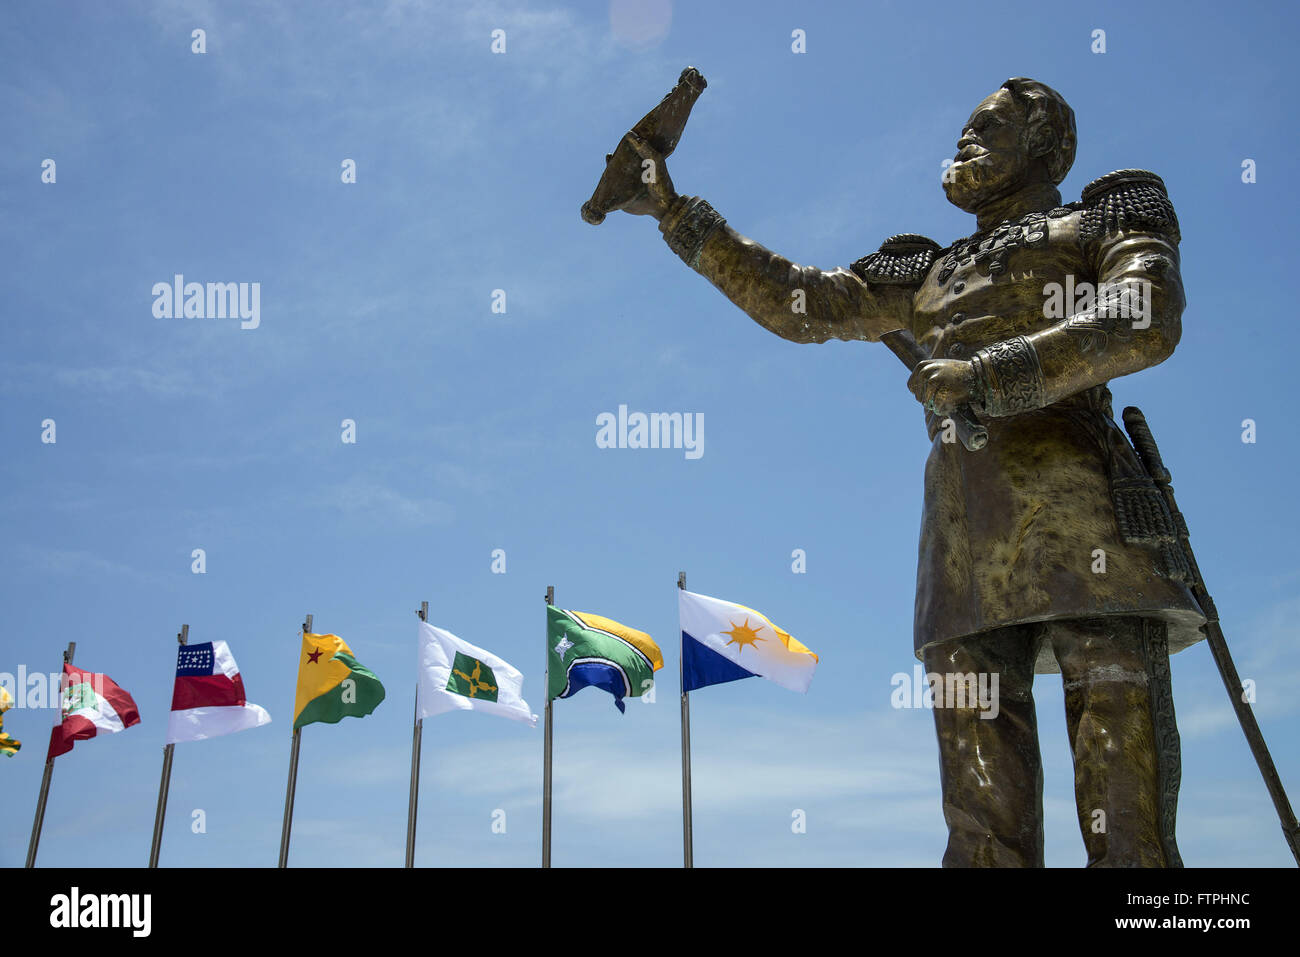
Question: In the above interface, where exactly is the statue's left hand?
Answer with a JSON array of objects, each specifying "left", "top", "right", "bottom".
[
  {"left": 622, "top": 133, "right": 679, "bottom": 220},
  {"left": 908, "top": 358, "right": 979, "bottom": 415}
]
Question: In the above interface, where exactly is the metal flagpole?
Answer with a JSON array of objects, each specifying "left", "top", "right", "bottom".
[
  {"left": 678, "top": 571, "right": 693, "bottom": 868},
  {"left": 25, "top": 641, "right": 75, "bottom": 868},
  {"left": 406, "top": 601, "right": 428, "bottom": 868},
  {"left": 148, "top": 624, "right": 188, "bottom": 868},
  {"left": 278, "top": 613, "right": 311, "bottom": 868},
  {"left": 542, "top": 585, "right": 554, "bottom": 868}
]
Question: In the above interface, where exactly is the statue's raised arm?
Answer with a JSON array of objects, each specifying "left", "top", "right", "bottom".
[{"left": 583, "top": 68, "right": 913, "bottom": 346}]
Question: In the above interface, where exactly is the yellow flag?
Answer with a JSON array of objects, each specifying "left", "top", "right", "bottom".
[
  {"left": 0, "top": 686, "right": 20, "bottom": 757},
  {"left": 292, "top": 632, "right": 386, "bottom": 729}
]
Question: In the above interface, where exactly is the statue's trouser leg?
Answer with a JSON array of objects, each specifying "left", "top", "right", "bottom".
[
  {"left": 924, "top": 624, "right": 1044, "bottom": 867},
  {"left": 1141, "top": 619, "right": 1184, "bottom": 866},
  {"left": 1048, "top": 616, "right": 1175, "bottom": 867}
]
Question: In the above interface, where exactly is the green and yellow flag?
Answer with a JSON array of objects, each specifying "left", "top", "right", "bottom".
[
  {"left": 547, "top": 607, "right": 662, "bottom": 713},
  {"left": 293, "top": 633, "right": 386, "bottom": 729},
  {"left": 0, "top": 686, "right": 20, "bottom": 756}
]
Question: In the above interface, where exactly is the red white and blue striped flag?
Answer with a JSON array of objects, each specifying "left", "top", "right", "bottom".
[{"left": 167, "top": 641, "right": 271, "bottom": 743}]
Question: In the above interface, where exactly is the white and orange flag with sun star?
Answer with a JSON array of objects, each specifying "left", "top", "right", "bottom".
[{"left": 678, "top": 589, "right": 818, "bottom": 694}]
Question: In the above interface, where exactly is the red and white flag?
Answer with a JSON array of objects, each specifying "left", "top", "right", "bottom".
[
  {"left": 47, "top": 664, "right": 141, "bottom": 760},
  {"left": 166, "top": 640, "right": 271, "bottom": 743}
]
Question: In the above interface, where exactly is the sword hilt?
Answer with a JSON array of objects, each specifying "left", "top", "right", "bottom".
[
  {"left": 1122, "top": 406, "right": 1171, "bottom": 485},
  {"left": 882, "top": 330, "right": 988, "bottom": 452}
]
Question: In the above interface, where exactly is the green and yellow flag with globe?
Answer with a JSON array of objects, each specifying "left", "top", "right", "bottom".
[{"left": 293, "top": 633, "right": 386, "bottom": 729}]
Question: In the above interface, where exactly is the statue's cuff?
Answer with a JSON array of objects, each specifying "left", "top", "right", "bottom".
[
  {"left": 970, "top": 336, "right": 1046, "bottom": 416},
  {"left": 660, "top": 196, "right": 725, "bottom": 270}
]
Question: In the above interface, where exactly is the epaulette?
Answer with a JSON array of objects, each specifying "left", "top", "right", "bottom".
[
  {"left": 1080, "top": 169, "right": 1180, "bottom": 244},
  {"left": 850, "top": 234, "right": 942, "bottom": 285}
]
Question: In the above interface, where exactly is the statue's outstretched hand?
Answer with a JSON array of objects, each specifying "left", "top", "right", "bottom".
[
  {"left": 908, "top": 359, "right": 979, "bottom": 415},
  {"left": 622, "top": 133, "right": 679, "bottom": 220}
]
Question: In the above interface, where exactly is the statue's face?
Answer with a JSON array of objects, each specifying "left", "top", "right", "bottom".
[{"left": 943, "top": 88, "right": 1032, "bottom": 213}]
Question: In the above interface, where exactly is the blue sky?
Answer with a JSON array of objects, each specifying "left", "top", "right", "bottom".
[{"left": 1, "top": 0, "right": 1297, "bottom": 867}]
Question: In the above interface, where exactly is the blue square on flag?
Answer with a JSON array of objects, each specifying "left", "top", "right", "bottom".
[
  {"left": 167, "top": 639, "right": 271, "bottom": 744},
  {"left": 176, "top": 642, "right": 215, "bottom": 676}
]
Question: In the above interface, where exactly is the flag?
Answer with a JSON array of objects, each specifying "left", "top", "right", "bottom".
[
  {"left": 47, "top": 664, "right": 141, "bottom": 760},
  {"left": 547, "top": 606, "right": 662, "bottom": 713},
  {"left": 678, "top": 589, "right": 818, "bottom": 693},
  {"left": 417, "top": 621, "right": 536, "bottom": 727},
  {"left": 166, "top": 640, "right": 272, "bottom": 743},
  {"left": 0, "top": 686, "right": 19, "bottom": 757},
  {"left": 293, "top": 632, "right": 385, "bottom": 729}
]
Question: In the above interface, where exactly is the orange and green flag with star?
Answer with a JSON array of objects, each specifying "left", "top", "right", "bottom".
[{"left": 293, "top": 633, "right": 386, "bottom": 729}]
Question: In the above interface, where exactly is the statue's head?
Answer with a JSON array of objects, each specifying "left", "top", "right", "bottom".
[{"left": 943, "top": 78, "right": 1076, "bottom": 214}]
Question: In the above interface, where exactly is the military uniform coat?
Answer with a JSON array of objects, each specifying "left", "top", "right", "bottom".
[{"left": 672, "top": 170, "right": 1206, "bottom": 673}]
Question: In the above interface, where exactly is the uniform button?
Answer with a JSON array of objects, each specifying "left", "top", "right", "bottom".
[
  {"left": 952, "top": 281, "right": 966, "bottom": 293},
  {"left": 947, "top": 342, "right": 965, "bottom": 358},
  {"left": 950, "top": 312, "right": 966, "bottom": 324}
]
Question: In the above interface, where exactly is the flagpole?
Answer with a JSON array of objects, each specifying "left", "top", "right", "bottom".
[
  {"left": 406, "top": 601, "right": 428, "bottom": 868},
  {"left": 25, "top": 641, "right": 75, "bottom": 868},
  {"left": 542, "top": 585, "right": 554, "bottom": 869},
  {"left": 148, "top": 624, "right": 188, "bottom": 868},
  {"left": 678, "top": 571, "right": 694, "bottom": 869},
  {"left": 278, "top": 613, "right": 311, "bottom": 868}
]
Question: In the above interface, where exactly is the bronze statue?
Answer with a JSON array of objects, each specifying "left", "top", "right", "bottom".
[{"left": 587, "top": 71, "right": 1217, "bottom": 867}]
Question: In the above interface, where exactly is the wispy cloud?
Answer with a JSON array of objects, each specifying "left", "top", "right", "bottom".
[
  {"left": 0, "top": 361, "right": 202, "bottom": 398},
  {"left": 424, "top": 707, "right": 937, "bottom": 824},
  {"left": 15, "top": 545, "right": 162, "bottom": 584},
  {"left": 300, "top": 476, "right": 454, "bottom": 527}
]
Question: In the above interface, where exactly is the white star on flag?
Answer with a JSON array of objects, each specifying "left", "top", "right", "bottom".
[{"left": 554, "top": 635, "right": 574, "bottom": 660}]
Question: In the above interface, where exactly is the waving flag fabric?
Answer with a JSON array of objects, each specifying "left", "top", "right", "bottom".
[
  {"left": 293, "top": 632, "right": 385, "bottom": 729},
  {"left": 167, "top": 641, "right": 271, "bottom": 743},
  {"left": 417, "top": 621, "right": 537, "bottom": 727},
  {"left": 0, "top": 686, "right": 19, "bottom": 756},
  {"left": 46, "top": 664, "right": 141, "bottom": 759},
  {"left": 547, "top": 606, "right": 662, "bottom": 713},
  {"left": 678, "top": 589, "right": 818, "bottom": 693}
]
